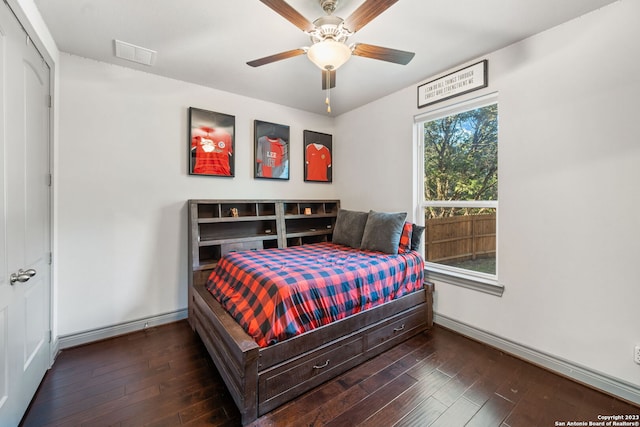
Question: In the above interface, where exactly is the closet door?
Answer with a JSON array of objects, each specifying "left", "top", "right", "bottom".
[{"left": 0, "top": 2, "right": 52, "bottom": 425}]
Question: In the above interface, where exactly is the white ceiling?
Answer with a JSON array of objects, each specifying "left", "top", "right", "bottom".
[{"left": 35, "top": 0, "right": 617, "bottom": 116}]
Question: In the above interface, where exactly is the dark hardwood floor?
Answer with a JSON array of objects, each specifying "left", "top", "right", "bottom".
[{"left": 20, "top": 320, "right": 639, "bottom": 426}]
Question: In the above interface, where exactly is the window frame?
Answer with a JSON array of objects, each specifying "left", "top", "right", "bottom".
[{"left": 415, "top": 93, "right": 503, "bottom": 296}]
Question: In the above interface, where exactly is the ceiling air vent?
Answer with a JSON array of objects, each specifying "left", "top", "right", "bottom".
[{"left": 114, "top": 39, "right": 157, "bottom": 66}]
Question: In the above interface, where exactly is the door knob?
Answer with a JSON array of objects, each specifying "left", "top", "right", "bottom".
[{"left": 9, "top": 268, "right": 36, "bottom": 285}]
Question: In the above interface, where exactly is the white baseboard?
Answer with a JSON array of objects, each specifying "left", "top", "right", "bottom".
[
  {"left": 434, "top": 313, "right": 640, "bottom": 406},
  {"left": 55, "top": 309, "right": 188, "bottom": 351}
]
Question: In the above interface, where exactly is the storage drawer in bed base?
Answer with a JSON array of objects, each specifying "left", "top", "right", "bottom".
[{"left": 256, "top": 303, "right": 427, "bottom": 415}]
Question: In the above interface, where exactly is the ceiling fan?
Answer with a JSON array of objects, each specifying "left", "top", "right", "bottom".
[{"left": 247, "top": 0, "right": 415, "bottom": 112}]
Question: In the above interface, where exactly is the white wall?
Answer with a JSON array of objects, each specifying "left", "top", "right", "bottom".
[
  {"left": 335, "top": 0, "right": 640, "bottom": 397},
  {"left": 56, "top": 54, "right": 336, "bottom": 336}
]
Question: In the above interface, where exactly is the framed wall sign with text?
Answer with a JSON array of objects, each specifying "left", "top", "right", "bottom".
[{"left": 418, "top": 60, "right": 488, "bottom": 108}]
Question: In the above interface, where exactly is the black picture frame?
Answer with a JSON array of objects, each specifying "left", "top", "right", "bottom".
[
  {"left": 254, "top": 120, "right": 290, "bottom": 180},
  {"left": 188, "top": 107, "right": 235, "bottom": 177},
  {"left": 303, "top": 130, "right": 332, "bottom": 183}
]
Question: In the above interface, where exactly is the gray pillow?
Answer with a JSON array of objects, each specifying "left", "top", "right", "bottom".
[
  {"left": 331, "top": 209, "right": 369, "bottom": 248},
  {"left": 411, "top": 224, "right": 425, "bottom": 251},
  {"left": 360, "top": 211, "right": 407, "bottom": 254}
]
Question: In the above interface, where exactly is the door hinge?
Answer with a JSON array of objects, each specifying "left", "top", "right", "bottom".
[
  {"left": 47, "top": 173, "right": 52, "bottom": 187},
  {"left": 48, "top": 330, "right": 52, "bottom": 343},
  {"left": 46, "top": 94, "right": 52, "bottom": 108},
  {"left": 48, "top": 252, "right": 52, "bottom": 265}
]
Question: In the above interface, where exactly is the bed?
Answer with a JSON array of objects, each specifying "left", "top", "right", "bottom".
[{"left": 188, "top": 202, "right": 434, "bottom": 425}]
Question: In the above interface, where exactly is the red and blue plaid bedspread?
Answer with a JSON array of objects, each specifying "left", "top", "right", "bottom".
[{"left": 205, "top": 242, "right": 424, "bottom": 347}]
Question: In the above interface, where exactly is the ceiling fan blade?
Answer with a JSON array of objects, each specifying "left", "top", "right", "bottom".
[
  {"left": 247, "top": 48, "right": 306, "bottom": 67},
  {"left": 322, "top": 69, "right": 336, "bottom": 89},
  {"left": 352, "top": 43, "right": 415, "bottom": 65},
  {"left": 259, "top": 0, "right": 315, "bottom": 32},
  {"left": 343, "top": 0, "right": 399, "bottom": 33}
]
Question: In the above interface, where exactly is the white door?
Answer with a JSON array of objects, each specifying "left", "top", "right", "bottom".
[{"left": 0, "top": 2, "right": 52, "bottom": 426}]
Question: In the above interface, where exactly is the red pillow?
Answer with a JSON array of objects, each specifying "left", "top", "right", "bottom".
[{"left": 397, "top": 222, "right": 413, "bottom": 254}]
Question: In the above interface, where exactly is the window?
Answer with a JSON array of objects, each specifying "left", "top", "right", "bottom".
[{"left": 417, "top": 94, "right": 502, "bottom": 295}]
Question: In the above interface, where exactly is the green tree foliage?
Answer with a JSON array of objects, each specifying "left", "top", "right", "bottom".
[{"left": 424, "top": 104, "right": 498, "bottom": 218}]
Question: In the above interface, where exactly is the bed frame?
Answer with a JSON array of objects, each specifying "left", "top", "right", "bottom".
[
  {"left": 189, "top": 278, "right": 432, "bottom": 425},
  {"left": 187, "top": 199, "right": 434, "bottom": 425}
]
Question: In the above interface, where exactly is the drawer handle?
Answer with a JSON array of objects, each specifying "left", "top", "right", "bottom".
[
  {"left": 393, "top": 324, "right": 405, "bottom": 332},
  {"left": 313, "top": 359, "right": 330, "bottom": 369}
]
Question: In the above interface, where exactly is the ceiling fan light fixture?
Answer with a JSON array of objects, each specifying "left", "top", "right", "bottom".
[{"left": 307, "top": 39, "right": 352, "bottom": 70}]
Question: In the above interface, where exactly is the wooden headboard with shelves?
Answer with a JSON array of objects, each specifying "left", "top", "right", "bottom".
[{"left": 188, "top": 199, "right": 340, "bottom": 287}]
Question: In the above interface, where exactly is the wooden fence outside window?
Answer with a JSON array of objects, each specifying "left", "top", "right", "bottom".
[{"left": 424, "top": 214, "right": 496, "bottom": 264}]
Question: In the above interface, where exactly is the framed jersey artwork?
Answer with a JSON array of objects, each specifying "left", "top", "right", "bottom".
[
  {"left": 189, "top": 107, "right": 235, "bottom": 177},
  {"left": 304, "top": 130, "right": 332, "bottom": 183},
  {"left": 254, "top": 120, "right": 290, "bottom": 180}
]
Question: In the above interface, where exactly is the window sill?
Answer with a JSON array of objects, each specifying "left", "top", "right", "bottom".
[{"left": 424, "top": 267, "right": 504, "bottom": 297}]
